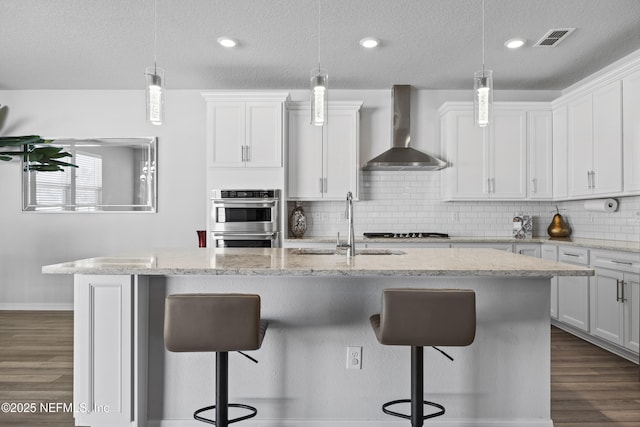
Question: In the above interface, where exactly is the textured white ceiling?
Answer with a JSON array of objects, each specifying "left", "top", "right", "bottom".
[{"left": 1, "top": 0, "right": 640, "bottom": 90}]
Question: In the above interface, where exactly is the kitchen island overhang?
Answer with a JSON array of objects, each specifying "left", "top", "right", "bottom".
[{"left": 43, "top": 248, "right": 593, "bottom": 427}]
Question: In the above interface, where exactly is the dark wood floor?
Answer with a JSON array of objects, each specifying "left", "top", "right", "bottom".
[
  {"left": 0, "top": 311, "right": 73, "bottom": 427},
  {"left": 551, "top": 326, "right": 640, "bottom": 426},
  {"left": 1, "top": 311, "right": 639, "bottom": 426}
]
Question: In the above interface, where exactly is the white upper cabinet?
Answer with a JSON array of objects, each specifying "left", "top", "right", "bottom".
[
  {"left": 528, "top": 111, "right": 553, "bottom": 199},
  {"left": 623, "top": 68, "right": 640, "bottom": 193},
  {"left": 567, "top": 81, "right": 623, "bottom": 197},
  {"left": 440, "top": 102, "right": 547, "bottom": 201},
  {"left": 552, "top": 105, "right": 569, "bottom": 199},
  {"left": 203, "top": 92, "right": 289, "bottom": 168},
  {"left": 287, "top": 101, "right": 362, "bottom": 200}
]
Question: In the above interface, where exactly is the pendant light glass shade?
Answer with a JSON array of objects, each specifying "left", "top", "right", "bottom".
[
  {"left": 146, "top": 66, "right": 165, "bottom": 126},
  {"left": 474, "top": 69, "right": 492, "bottom": 128},
  {"left": 310, "top": 68, "right": 328, "bottom": 126}
]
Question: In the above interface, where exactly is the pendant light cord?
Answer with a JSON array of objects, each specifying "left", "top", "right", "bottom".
[
  {"left": 317, "top": 0, "right": 321, "bottom": 71},
  {"left": 481, "top": 0, "right": 485, "bottom": 76},
  {"left": 154, "top": 0, "right": 158, "bottom": 74}
]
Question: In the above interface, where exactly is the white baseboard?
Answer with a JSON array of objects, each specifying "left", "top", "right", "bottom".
[
  {"left": 0, "top": 302, "right": 73, "bottom": 311},
  {"left": 147, "top": 418, "right": 554, "bottom": 427}
]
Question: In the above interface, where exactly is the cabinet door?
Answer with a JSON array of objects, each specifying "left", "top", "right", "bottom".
[
  {"left": 541, "top": 245, "right": 559, "bottom": 319},
  {"left": 208, "top": 102, "right": 246, "bottom": 167},
  {"left": 528, "top": 111, "right": 553, "bottom": 199},
  {"left": 552, "top": 106, "right": 569, "bottom": 199},
  {"left": 592, "top": 81, "right": 623, "bottom": 195},
  {"left": 443, "top": 111, "right": 488, "bottom": 199},
  {"left": 288, "top": 109, "right": 323, "bottom": 199},
  {"left": 591, "top": 268, "right": 624, "bottom": 345},
  {"left": 624, "top": 273, "right": 640, "bottom": 352},
  {"left": 567, "top": 94, "right": 593, "bottom": 197},
  {"left": 246, "top": 102, "right": 283, "bottom": 167},
  {"left": 558, "top": 275, "right": 590, "bottom": 332},
  {"left": 323, "top": 108, "right": 359, "bottom": 199},
  {"left": 490, "top": 111, "right": 527, "bottom": 199},
  {"left": 623, "top": 69, "right": 640, "bottom": 193}
]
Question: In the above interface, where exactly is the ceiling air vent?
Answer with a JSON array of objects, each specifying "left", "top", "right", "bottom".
[{"left": 533, "top": 28, "right": 576, "bottom": 48}]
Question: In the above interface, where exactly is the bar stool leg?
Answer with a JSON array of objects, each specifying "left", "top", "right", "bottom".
[
  {"left": 411, "top": 346, "right": 424, "bottom": 427},
  {"left": 217, "top": 352, "right": 229, "bottom": 427}
]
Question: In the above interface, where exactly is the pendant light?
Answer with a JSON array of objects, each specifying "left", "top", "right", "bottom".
[
  {"left": 145, "top": 0, "right": 164, "bottom": 126},
  {"left": 310, "top": 0, "right": 327, "bottom": 127},
  {"left": 474, "top": 0, "right": 492, "bottom": 128}
]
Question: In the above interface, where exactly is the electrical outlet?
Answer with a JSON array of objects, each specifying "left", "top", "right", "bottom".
[
  {"left": 634, "top": 210, "right": 640, "bottom": 223},
  {"left": 346, "top": 346, "right": 362, "bottom": 370}
]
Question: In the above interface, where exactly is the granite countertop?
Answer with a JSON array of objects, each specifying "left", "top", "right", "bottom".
[
  {"left": 42, "top": 247, "right": 593, "bottom": 277},
  {"left": 285, "top": 236, "right": 640, "bottom": 253}
]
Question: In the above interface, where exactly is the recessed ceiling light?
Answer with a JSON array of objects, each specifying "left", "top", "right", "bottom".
[
  {"left": 217, "top": 37, "right": 238, "bottom": 48},
  {"left": 359, "top": 37, "right": 379, "bottom": 49},
  {"left": 504, "top": 38, "right": 526, "bottom": 49}
]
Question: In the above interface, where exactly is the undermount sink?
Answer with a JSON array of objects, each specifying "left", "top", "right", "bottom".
[{"left": 291, "top": 248, "right": 406, "bottom": 256}]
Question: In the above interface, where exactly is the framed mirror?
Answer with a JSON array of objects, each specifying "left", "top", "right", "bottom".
[{"left": 22, "top": 137, "right": 157, "bottom": 212}]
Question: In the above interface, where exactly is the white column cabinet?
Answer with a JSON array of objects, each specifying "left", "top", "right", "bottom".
[
  {"left": 623, "top": 68, "right": 640, "bottom": 193},
  {"left": 287, "top": 101, "right": 362, "bottom": 200},
  {"left": 440, "top": 102, "right": 548, "bottom": 201},
  {"left": 567, "top": 81, "right": 623, "bottom": 197},
  {"left": 203, "top": 93, "right": 289, "bottom": 168}
]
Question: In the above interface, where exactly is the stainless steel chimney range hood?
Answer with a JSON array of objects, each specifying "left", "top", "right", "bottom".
[{"left": 362, "top": 85, "right": 447, "bottom": 171}]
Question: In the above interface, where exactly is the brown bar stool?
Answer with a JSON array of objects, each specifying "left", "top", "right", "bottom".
[
  {"left": 164, "top": 293, "right": 268, "bottom": 427},
  {"left": 370, "top": 288, "right": 476, "bottom": 427}
]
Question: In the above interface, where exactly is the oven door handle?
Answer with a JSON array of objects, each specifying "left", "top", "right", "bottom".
[
  {"left": 211, "top": 199, "right": 278, "bottom": 206},
  {"left": 213, "top": 233, "right": 278, "bottom": 239}
]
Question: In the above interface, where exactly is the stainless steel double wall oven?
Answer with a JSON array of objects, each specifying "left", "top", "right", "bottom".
[{"left": 210, "top": 189, "right": 280, "bottom": 248}]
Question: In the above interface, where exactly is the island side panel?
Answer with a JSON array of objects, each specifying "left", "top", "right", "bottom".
[
  {"left": 74, "top": 274, "right": 148, "bottom": 427},
  {"left": 146, "top": 275, "right": 552, "bottom": 427}
]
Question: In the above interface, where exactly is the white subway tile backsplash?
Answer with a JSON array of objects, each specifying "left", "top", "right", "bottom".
[{"left": 288, "top": 171, "right": 640, "bottom": 242}]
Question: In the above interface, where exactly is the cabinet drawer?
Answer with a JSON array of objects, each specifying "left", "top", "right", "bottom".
[
  {"left": 591, "top": 250, "right": 640, "bottom": 274},
  {"left": 558, "top": 246, "right": 589, "bottom": 265}
]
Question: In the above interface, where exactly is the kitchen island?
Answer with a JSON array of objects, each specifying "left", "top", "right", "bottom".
[{"left": 43, "top": 247, "right": 593, "bottom": 427}]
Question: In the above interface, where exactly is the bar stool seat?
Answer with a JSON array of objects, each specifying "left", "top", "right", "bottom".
[
  {"left": 370, "top": 288, "right": 476, "bottom": 427},
  {"left": 164, "top": 293, "right": 268, "bottom": 427}
]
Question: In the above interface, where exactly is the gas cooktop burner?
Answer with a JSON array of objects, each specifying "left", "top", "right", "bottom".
[{"left": 363, "top": 232, "right": 449, "bottom": 239}]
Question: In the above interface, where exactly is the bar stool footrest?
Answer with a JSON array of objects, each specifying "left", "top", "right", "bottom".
[
  {"left": 382, "top": 399, "right": 445, "bottom": 421},
  {"left": 194, "top": 403, "right": 257, "bottom": 425}
]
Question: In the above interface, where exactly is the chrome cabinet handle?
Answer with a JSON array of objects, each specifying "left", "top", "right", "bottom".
[
  {"left": 621, "top": 281, "right": 627, "bottom": 303},
  {"left": 531, "top": 178, "right": 537, "bottom": 194},
  {"left": 241, "top": 145, "right": 245, "bottom": 162},
  {"left": 323, "top": 178, "right": 328, "bottom": 193},
  {"left": 612, "top": 260, "right": 633, "bottom": 265},
  {"left": 564, "top": 253, "right": 580, "bottom": 257},
  {"left": 319, "top": 178, "right": 323, "bottom": 193},
  {"left": 246, "top": 145, "right": 250, "bottom": 162},
  {"left": 616, "top": 279, "right": 621, "bottom": 302}
]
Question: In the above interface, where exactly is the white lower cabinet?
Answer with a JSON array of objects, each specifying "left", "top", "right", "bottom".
[
  {"left": 557, "top": 246, "right": 590, "bottom": 332},
  {"left": 591, "top": 267, "right": 625, "bottom": 345},
  {"left": 541, "top": 245, "right": 559, "bottom": 319},
  {"left": 515, "top": 243, "right": 541, "bottom": 257},
  {"left": 552, "top": 246, "right": 639, "bottom": 359},
  {"left": 590, "top": 250, "right": 640, "bottom": 353}
]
